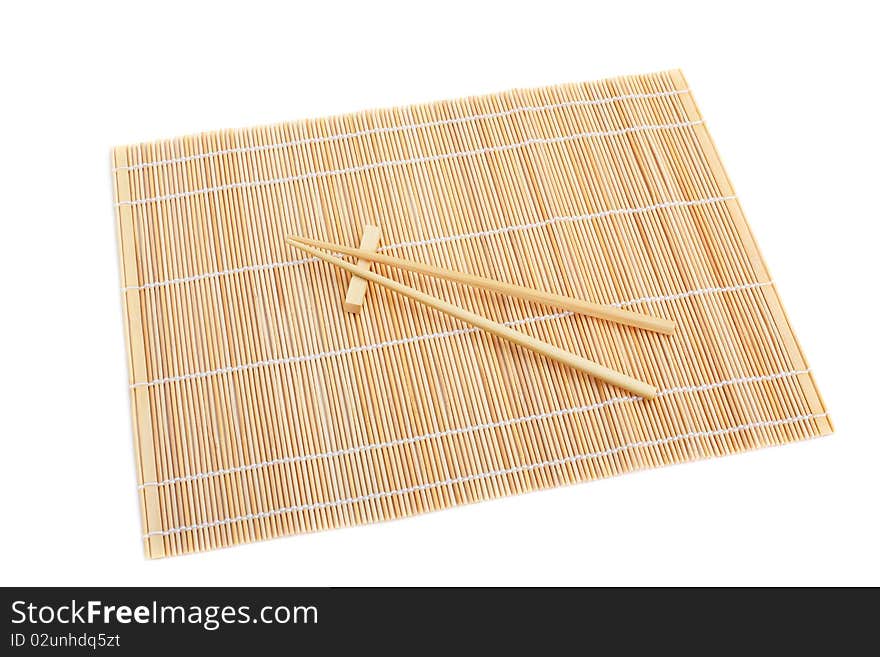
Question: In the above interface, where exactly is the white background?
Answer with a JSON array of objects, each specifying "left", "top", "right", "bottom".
[{"left": 1, "top": 0, "right": 877, "bottom": 586}]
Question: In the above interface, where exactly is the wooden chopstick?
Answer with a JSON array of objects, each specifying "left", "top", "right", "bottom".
[
  {"left": 286, "top": 235, "right": 675, "bottom": 335},
  {"left": 288, "top": 239, "right": 658, "bottom": 399}
]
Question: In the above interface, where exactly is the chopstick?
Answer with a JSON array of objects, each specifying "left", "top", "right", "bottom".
[
  {"left": 286, "top": 235, "right": 675, "bottom": 335},
  {"left": 288, "top": 238, "right": 658, "bottom": 399}
]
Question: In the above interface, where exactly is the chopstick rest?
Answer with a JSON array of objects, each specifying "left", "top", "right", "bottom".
[
  {"left": 343, "top": 225, "right": 382, "bottom": 314},
  {"left": 288, "top": 235, "right": 675, "bottom": 335},
  {"left": 288, "top": 238, "right": 658, "bottom": 399}
]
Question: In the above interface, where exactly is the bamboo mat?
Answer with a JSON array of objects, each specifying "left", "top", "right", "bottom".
[{"left": 113, "top": 69, "right": 831, "bottom": 558}]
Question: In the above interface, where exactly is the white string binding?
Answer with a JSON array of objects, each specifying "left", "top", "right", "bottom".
[
  {"left": 143, "top": 410, "right": 828, "bottom": 537},
  {"left": 116, "top": 120, "right": 704, "bottom": 207},
  {"left": 129, "top": 279, "right": 774, "bottom": 389},
  {"left": 115, "top": 88, "right": 691, "bottom": 172},
  {"left": 138, "top": 367, "right": 809, "bottom": 491},
  {"left": 123, "top": 195, "right": 737, "bottom": 292}
]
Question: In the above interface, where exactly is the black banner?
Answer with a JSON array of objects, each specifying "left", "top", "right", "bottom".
[{"left": 0, "top": 587, "right": 869, "bottom": 652}]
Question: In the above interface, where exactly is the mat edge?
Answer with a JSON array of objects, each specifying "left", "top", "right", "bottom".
[
  {"left": 155, "top": 423, "right": 833, "bottom": 559},
  {"left": 668, "top": 69, "right": 832, "bottom": 434},
  {"left": 112, "top": 146, "right": 167, "bottom": 559},
  {"left": 112, "top": 69, "right": 686, "bottom": 154}
]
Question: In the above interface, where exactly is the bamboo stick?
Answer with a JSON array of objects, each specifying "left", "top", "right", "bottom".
[
  {"left": 286, "top": 234, "right": 675, "bottom": 334},
  {"left": 113, "top": 146, "right": 166, "bottom": 559},
  {"left": 287, "top": 238, "right": 658, "bottom": 398}
]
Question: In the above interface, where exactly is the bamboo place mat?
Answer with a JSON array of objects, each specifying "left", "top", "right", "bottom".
[{"left": 113, "top": 69, "right": 831, "bottom": 559}]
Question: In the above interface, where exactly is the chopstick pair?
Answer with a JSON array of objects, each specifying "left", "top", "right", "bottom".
[{"left": 286, "top": 235, "right": 670, "bottom": 399}]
